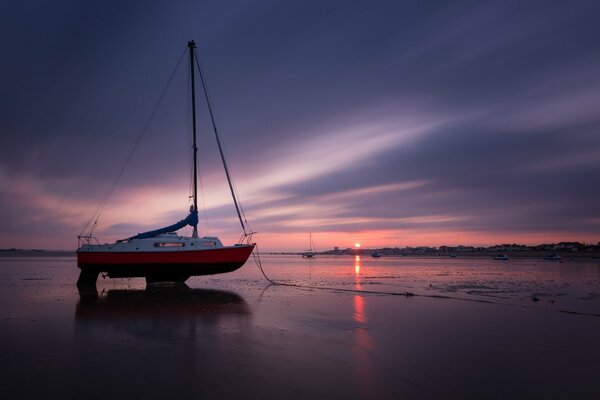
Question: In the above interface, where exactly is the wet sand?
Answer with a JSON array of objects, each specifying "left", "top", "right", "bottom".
[{"left": 1, "top": 255, "right": 599, "bottom": 399}]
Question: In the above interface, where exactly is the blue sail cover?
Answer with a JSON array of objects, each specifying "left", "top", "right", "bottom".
[{"left": 128, "top": 210, "right": 198, "bottom": 240}]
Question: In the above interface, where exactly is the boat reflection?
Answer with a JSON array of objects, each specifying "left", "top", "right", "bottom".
[{"left": 75, "top": 285, "right": 251, "bottom": 340}]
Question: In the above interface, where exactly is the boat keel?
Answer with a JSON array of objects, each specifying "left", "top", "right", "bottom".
[{"left": 77, "top": 269, "right": 100, "bottom": 288}]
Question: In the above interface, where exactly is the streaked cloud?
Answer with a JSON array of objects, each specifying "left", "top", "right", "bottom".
[{"left": 0, "top": 0, "right": 599, "bottom": 250}]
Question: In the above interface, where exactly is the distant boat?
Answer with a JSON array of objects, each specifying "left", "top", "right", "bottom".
[
  {"left": 76, "top": 41, "right": 255, "bottom": 286},
  {"left": 302, "top": 233, "right": 317, "bottom": 258},
  {"left": 544, "top": 254, "right": 562, "bottom": 261},
  {"left": 493, "top": 254, "right": 509, "bottom": 261},
  {"left": 371, "top": 251, "right": 382, "bottom": 258}
]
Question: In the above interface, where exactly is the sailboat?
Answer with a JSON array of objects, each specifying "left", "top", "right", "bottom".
[
  {"left": 302, "top": 233, "right": 317, "bottom": 258},
  {"left": 76, "top": 41, "right": 255, "bottom": 286}
]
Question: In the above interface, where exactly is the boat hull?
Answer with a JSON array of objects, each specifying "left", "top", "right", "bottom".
[{"left": 77, "top": 244, "right": 255, "bottom": 285}]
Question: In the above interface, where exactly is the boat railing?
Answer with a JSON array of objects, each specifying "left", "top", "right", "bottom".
[
  {"left": 78, "top": 235, "right": 100, "bottom": 247},
  {"left": 239, "top": 231, "right": 257, "bottom": 245}
]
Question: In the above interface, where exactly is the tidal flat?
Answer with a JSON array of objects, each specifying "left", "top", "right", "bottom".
[{"left": 1, "top": 254, "right": 599, "bottom": 399}]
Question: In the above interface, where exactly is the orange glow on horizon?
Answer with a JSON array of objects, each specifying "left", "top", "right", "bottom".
[{"left": 245, "top": 229, "right": 597, "bottom": 253}]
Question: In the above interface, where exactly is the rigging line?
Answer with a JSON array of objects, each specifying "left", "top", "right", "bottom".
[
  {"left": 190, "top": 50, "right": 252, "bottom": 235},
  {"left": 80, "top": 46, "right": 188, "bottom": 236},
  {"left": 229, "top": 178, "right": 253, "bottom": 235},
  {"left": 217, "top": 149, "right": 249, "bottom": 223},
  {"left": 228, "top": 167, "right": 252, "bottom": 229},
  {"left": 187, "top": 61, "right": 194, "bottom": 202},
  {"left": 192, "top": 48, "right": 248, "bottom": 236},
  {"left": 197, "top": 170, "right": 211, "bottom": 235},
  {"left": 185, "top": 46, "right": 208, "bottom": 236}
]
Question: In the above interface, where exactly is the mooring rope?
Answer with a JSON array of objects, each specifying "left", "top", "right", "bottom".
[
  {"left": 252, "top": 244, "right": 275, "bottom": 284},
  {"left": 251, "top": 252, "right": 600, "bottom": 318}
]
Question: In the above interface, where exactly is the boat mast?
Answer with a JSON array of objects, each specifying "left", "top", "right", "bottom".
[{"left": 189, "top": 40, "right": 199, "bottom": 238}]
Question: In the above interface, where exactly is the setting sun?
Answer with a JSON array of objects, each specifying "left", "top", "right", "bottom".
[{"left": 354, "top": 242, "right": 361, "bottom": 248}]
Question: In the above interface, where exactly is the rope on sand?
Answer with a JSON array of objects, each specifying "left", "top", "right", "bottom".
[{"left": 251, "top": 249, "right": 600, "bottom": 318}]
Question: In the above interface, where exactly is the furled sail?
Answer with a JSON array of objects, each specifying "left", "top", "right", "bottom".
[{"left": 128, "top": 210, "right": 198, "bottom": 240}]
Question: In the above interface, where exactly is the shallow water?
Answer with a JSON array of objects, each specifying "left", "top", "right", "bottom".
[{"left": 1, "top": 254, "right": 599, "bottom": 399}]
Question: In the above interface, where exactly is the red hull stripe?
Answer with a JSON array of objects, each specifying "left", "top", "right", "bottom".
[{"left": 77, "top": 245, "right": 254, "bottom": 266}]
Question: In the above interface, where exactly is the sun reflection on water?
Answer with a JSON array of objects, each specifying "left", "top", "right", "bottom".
[
  {"left": 353, "top": 294, "right": 366, "bottom": 324},
  {"left": 353, "top": 292, "right": 374, "bottom": 396}
]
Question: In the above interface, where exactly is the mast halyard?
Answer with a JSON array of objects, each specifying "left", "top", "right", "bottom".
[{"left": 189, "top": 40, "right": 199, "bottom": 238}]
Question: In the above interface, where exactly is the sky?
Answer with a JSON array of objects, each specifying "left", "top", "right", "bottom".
[{"left": 1, "top": 0, "right": 599, "bottom": 251}]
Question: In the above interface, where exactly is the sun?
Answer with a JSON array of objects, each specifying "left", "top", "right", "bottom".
[{"left": 354, "top": 242, "right": 361, "bottom": 248}]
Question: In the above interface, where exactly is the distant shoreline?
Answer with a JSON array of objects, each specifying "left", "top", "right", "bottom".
[
  {"left": 1, "top": 248, "right": 599, "bottom": 260},
  {"left": 265, "top": 251, "right": 600, "bottom": 259},
  {"left": 0, "top": 249, "right": 75, "bottom": 257}
]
